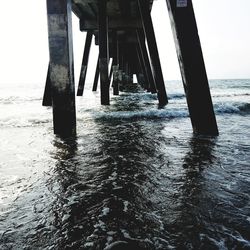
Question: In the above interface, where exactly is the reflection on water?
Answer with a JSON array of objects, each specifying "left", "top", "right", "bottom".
[
  {"left": 1, "top": 118, "right": 250, "bottom": 249},
  {"left": 1, "top": 80, "right": 250, "bottom": 249},
  {"left": 170, "top": 136, "right": 218, "bottom": 249},
  {"left": 46, "top": 119, "right": 166, "bottom": 249}
]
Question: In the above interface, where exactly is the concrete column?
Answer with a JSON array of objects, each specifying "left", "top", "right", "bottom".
[
  {"left": 136, "top": 44, "right": 150, "bottom": 91},
  {"left": 92, "top": 54, "right": 100, "bottom": 91},
  {"left": 117, "top": 41, "right": 124, "bottom": 89},
  {"left": 166, "top": 0, "right": 218, "bottom": 135},
  {"left": 46, "top": 0, "right": 76, "bottom": 136},
  {"left": 136, "top": 29, "right": 157, "bottom": 93},
  {"left": 134, "top": 50, "right": 146, "bottom": 88},
  {"left": 108, "top": 60, "right": 114, "bottom": 86},
  {"left": 42, "top": 63, "right": 52, "bottom": 106},
  {"left": 138, "top": 0, "right": 168, "bottom": 106},
  {"left": 98, "top": 0, "right": 110, "bottom": 105},
  {"left": 77, "top": 31, "right": 93, "bottom": 96},
  {"left": 112, "top": 32, "right": 119, "bottom": 95},
  {"left": 112, "top": 65, "right": 119, "bottom": 95}
]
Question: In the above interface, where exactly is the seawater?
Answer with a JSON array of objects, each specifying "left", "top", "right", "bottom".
[{"left": 0, "top": 79, "right": 250, "bottom": 249}]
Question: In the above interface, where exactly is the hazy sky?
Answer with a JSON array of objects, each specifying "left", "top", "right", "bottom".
[{"left": 0, "top": 0, "right": 250, "bottom": 85}]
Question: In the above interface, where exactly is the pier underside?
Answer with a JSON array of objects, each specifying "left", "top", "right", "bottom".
[{"left": 44, "top": 0, "right": 219, "bottom": 137}]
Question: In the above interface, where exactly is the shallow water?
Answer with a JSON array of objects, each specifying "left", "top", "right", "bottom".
[{"left": 0, "top": 79, "right": 250, "bottom": 249}]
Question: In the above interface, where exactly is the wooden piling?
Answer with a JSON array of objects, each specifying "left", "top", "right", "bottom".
[
  {"left": 138, "top": 0, "right": 168, "bottom": 106},
  {"left": 166, "top": 0, "right": 219, "bottom": 135},
  {"left": 98, "top": 0, "right": 110, "bottom": 105},
  {"left": 77, "top": 31, "right": 93, "bottom": 96},
  {"left": 46, "top": 0, "right": 76, "bottom": 136}
]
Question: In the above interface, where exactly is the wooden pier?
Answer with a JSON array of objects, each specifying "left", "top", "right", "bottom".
[{"left": 44, "top": 0, "right": 219, "bottom": 137}]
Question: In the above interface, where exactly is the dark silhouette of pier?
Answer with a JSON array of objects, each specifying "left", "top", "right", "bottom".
[{"left": 43, "top": 0, "right": 218, "bottom": 137}]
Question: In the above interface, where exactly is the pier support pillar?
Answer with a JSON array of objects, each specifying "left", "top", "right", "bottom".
[
  {"left": 92, "top": 55, "right": 100, "bottom": 91},
  {"left": 42, "top": 63, "right": 52, "bottom": 106},
  {"left": 112, "top": 65, "right": 119, "bottom": 95},
  {"left": 136, "top": 44, "right": 150, "bottom": 91},
  {"left": 137, "top": 29, "right": 157, "bottom": 93},
  {"left": 166, "top": 0, "right": 218, "bottom": 135},
  {"left": 112, "top": 32, "right": 119, "bottom": 95},
  {"left": 46, "top": 0, "right": 76, "bottom": 136},
  {"left": 138, "top": 0, "right": 168, "bottom": 106},
  {"left": 98, "top": 0, "right": 110, "bottom": 105},
  {"left": 109, "top": 61, "right": 114, "bottom": 86},
  {"left": 134, "top": 47, "right": 145, "bottom": 88},
  {"left": 77, "top": 31, "right": 93, "bottom": 96}
]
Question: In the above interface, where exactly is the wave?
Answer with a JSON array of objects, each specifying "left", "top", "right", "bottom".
[
  {"left": 120, "top": 92, "right": 186, "bottom": 101},
  {"left": 1, "top": 100, "right": 249, "bottom": 129},
  {"left": 238, "top": 103, "right": 250, "bottom": 112},
  {"left": 215, "top": 102, "right": 250, "bottom": 114},
  {"left": 212, "top": 93, "right": 250, "bottom": 98},
  {"left": 93, "top": 102, "right": 250, "bottom": 121},
  {"left": 168, "top": 93, "right": 186, "bottom": 100},
  {"left": 92, "top": 109, "right": 189, "bottom": 120},
  {"left": 0, "top": 96, "right": 42, "bottom": 104},
  {"left": 0, "top": 117, "right": 51, "bottom": 128}
]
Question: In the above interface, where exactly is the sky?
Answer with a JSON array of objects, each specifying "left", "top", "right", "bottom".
[{"left": 0, "top": 0, "right": 250, "bottom": 85}]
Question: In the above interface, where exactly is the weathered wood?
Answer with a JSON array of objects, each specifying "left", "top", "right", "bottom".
[
  {"left": 77, "top": 31, "right": 93, "bottom": 96},
  {"left": 166, "top": 0, "right": 218, "bottom": 135},
  {"left": 46, "top": 0, "right": 76, "bottom": 136},
  {"left": 98, "top": 0, "right": 110, "bottom": 105},
  {"left": 92, "top": 54, "right": 99, "bottom": 91},
  {"left": 42, "top": 63, "right": 52, "bottom": 106},
  {"left": 138, "top": 0, "right": 168, "bottom": 106}
]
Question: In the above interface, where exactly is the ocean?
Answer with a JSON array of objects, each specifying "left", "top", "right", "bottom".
[{"left": 0, "top": 79, "right": 250, "bottom": 249}]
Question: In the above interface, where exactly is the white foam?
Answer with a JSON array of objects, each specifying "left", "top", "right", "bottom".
[
  {"left": 62, "top": 214, "right": 70, "bottom": 223},
  {"left": 123, "top": 201, "right": 129, "bottom": 212},
  {"left": 92, "top": 109, "right": 188, "bottom": 120},
  {"left": 84, "top": 242, "right": 94, "bottom": 247},
  {"left": 215, "top": 103, "right": 240, "bottom": 114},
  {"left": 101, "top": 207, "right": 110, "bottom": 216},
  {"left": 207, "top": 100, "right": 249, "bottom": 115}
]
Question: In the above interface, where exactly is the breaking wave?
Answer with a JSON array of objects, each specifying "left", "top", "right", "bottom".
[
  {"left": 215, "top": 102, "right": 250, "bottom": 114},
  {"left": 92, "top": 109, "right": 189, "bottom": 120}
]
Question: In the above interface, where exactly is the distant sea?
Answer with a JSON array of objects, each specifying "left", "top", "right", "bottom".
[{"left": 0, "top": 79, "right": 250, "bottom": 249}]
